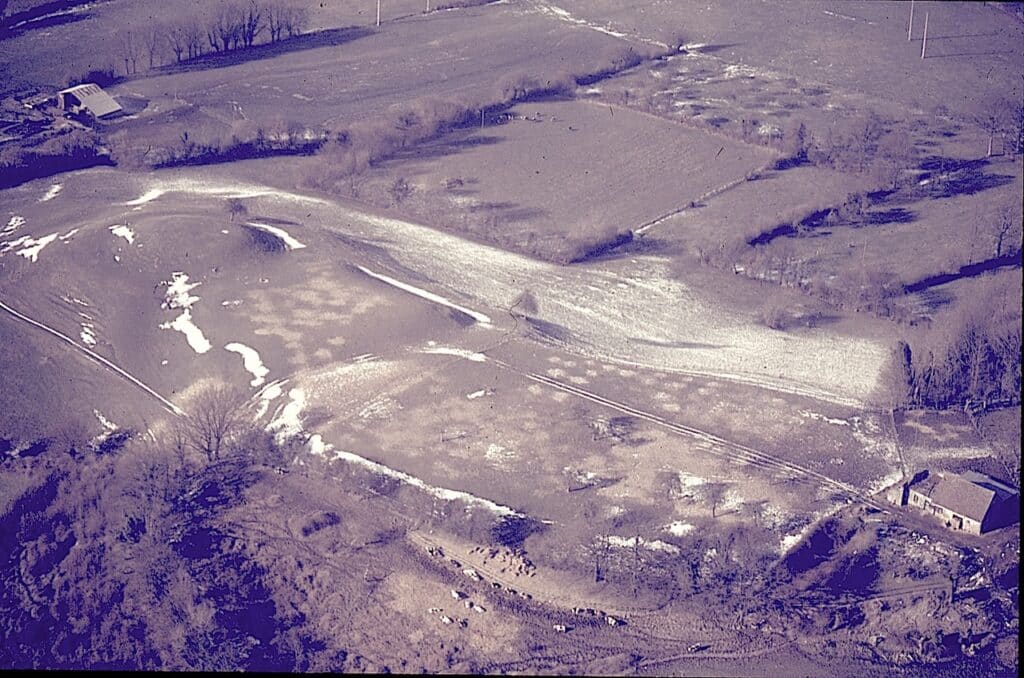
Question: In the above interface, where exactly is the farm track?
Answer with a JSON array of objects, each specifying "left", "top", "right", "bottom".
[{"left": 797, "top": 579, "right": 951, "bottom": 610}]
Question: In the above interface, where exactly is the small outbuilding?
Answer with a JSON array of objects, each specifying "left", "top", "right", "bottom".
[
  {"left": 56, "top": 83, "right": 122, "bottom": 119},
  {"left": 893, "top": 469, "right": 1020, "bottom": 535}
]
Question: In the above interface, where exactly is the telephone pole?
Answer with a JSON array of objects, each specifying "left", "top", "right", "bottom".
[
  {"left": 376, "top": 0, "right": 381, "bottom": 27},
  {"left": 921, "top": 12, "right": 929, "bottom": 59},
  {"left": 907, "top": 0, "right": 914, "bottom": 41}
]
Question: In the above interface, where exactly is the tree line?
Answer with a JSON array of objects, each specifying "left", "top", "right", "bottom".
[
  {"left": 890, "top": 271, "right": 1021, "bottom": 418},
  {"left": 115, "top": 1, "right": 309, "bottom": 75}
]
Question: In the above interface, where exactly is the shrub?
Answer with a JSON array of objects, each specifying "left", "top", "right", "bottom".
[
  {"left": 495, "top": 71, "right": 574, "bottom": 103},
  {"left": 760, "top": 303, "right": 791, "bottom": 330},
  {"left": 66, "top": 67, "right": 120, "bottom": 88},
  {"left": 510, "top": 290, "right": 539, "bottom": 317},
  {"left": 388, "top": 177, "right": 413, "bottom": 204}
]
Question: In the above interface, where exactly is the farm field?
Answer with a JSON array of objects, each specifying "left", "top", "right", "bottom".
[
  {"left": 0, "top": 0, "right": 457, "bottom": 96},
  {"left": 105, "top": 4, "right": 628, "bottom": 149},
  {"left": 1, "top": 0, "right": 1020, "bottom": 674},
  {"left": 546, "top": 0, "right": 1024, "bottom": 120},
  {"left": 341, "top": 99, "right": 775, "bottom": 261}
]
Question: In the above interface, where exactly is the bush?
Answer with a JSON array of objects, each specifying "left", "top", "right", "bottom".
[
  {"left": 565, "top": 224, "right": 633, "bottom": 263},
  {"left": 760, "top": 303, "right": 791, "bottom": 330},
  {"left": 495, "top": 71, "right": 574, "bottom": 103},
  {"left": 388, "top": 177, "right": 413, "bottom": 204},
  {"left": 510, "top": 290, "right": 539, "bottom": 317},
  {"left": 66, "top": 67, "right": 120, "bottom": 88}
]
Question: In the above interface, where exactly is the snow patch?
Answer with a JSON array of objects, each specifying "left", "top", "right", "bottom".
[
  {"left": 94, "top": 410, "right": 118, "bottom": 432},
  {"left": 159, "top": 272, "right": 210, "bottom": 352},
  {"left": 80, "top": 323, "right": 97, "bottom": 346},
  {"left": 2, "top": 215, "right": 25, "bottom": 235},
  {"left": 678, "top": 471, "right": 707, "bottom": 488},
  {"left": 421, "top": 346, "right": 487, "bottom": 363},
  {"left": 92, "top": 410, "right": 118, "bottom": 444},
  {"left": 308, "top": 433, "right": 331, "bottom": 456},
  {"left": 466, "top": 389, "right": 489, "bottom": 400},
  {"left": 799, "top": 410, "right": 850, "bottom": 427},
  {"left": 267, "top": 388, "right": 306, "bottom": 441},
  {"left": 312, "top": 438, "right": 520, "bottom": 517},
  {"left": 39, "top": 184, "right": 62, "bottom": 202},
  {"left": 59, "top": 228, "right": 79, "bottom": 241},
  {"left": 485, "top": 443, "right": 516, "bottom": 464},
  {"left": 823, "top": 9, "right": 858, "bottom": 21},
  {"left": 109, "top": 223, "right": 136, "bottom": 244},
  {"left": 538, "top": 4, "right": 630, "bottom": 39},
  {"left": 125, "top": 179, "right": 326, "bottom": 207},
  {"left": 245, "top": 221, "right": 306, "bottom": 250},
  {"left": 1, "top": 233, "right": 59, "bottom": 262},
  {"left": 253, "top": 380, "right": 286, "bottom": 420},
  {"left": 159, "top": 310, "right": 211, "bottom": 353},
  {"left": 605, "top": 535, "right": 680, "bottom": 554},
  {"left": 125, "top": 188, "right": 165, "bottom": 205},
  {"left": 357, "top": 265, "right": 492, "bottom": 326},
  {"left": 666, "top": 521, "right": 695, "bottom": 537},
  {"left": 780, "top": 532, "right": 805, "bottom": 553},
  {"left": 160, "top": 272, "right": 201, "bottom": 310},
  {"left": 225, "top": 342, "right": 269, "bottom": 387}
]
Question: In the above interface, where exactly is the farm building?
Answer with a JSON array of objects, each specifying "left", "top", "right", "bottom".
[
  {"left": 891, "top": 470, "right": 1020, "bottom": 535},
  {"left": 56, "top": 83, "right": 122, "bottom": 119}
]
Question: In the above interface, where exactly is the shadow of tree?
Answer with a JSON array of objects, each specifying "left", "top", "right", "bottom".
[
  {"left": 158, "top": 26, "right": 375, "bottom": 76},
  {"left": 1, "top": 0, "right": 103, "bottom": 38}
]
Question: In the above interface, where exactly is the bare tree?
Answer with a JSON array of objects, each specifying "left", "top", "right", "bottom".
[
  {"left": 179, "top": 384, "right": 253, "bottom": 462},
  {"left": 974, "top": 101, "right": 1008, "bottom": 158},
  {"left": 183, "top": 18, "right": 203, "bottom": 59},
  {"left": 239, "top": 0, "right": 263, "bottom": 47},
  {"left": 208, "top": 4, "right": 243, "bottom": 52},
  {"left": 1008, "top": 102, "right": 1024, "bottom": 155},
  {"left": 872, "top": 128, "right": 915, "bottom": 190},
  {"left": 265, "top": 1, "right": 287, "bottom": 42},
  {"left": 226, "top": 198, "right": 248, "bottom": 222},
  {"left": 990, "top": 200, "right": 1023, "bottom": 258},
  {"left": 166, "top": 22, "right": 187, "bottom": 62},
  {"left": 117, "top": 29, "right": 142, "bottom": 75},
  {"left": 282, "top": 5, "right": 308, "bottom": 38},
  {"left": 144, "top": 26, "right": 163, "bottom": 69},
  {"left": 702, "top": 482, "right": 728, "bottom": 518},
  {"left": 782, "top": 119, "right": 809, "bottom": 159}
]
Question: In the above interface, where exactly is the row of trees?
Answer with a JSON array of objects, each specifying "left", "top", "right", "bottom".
[
  {"left": 890, "top": 271, "right": 1022, "bottom": 415},
  {"left": 115, "top": 1, "right": 309, "bottom": 75},
  {"left": 767, "top": 100, "right": 1023, "bottom": 184}
]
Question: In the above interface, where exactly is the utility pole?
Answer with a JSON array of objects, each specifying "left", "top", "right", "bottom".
[
  {"left": 921, "top": 12, "right": 929, "bottom": 59},
  {"left": 376, "top": 0, "right": 381, "bottom": 27},
  {"left": 907, "top": 0, "right": 914, "bottom": 41}
]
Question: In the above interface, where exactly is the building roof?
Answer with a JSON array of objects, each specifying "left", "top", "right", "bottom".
[
  {"left": 930, "top": 475, "right": 996, "bottom": 522},
  {"left": 908, "top": 470, "right": 940, "bottom": 496},
  {"left": 907, "top": 469, "right": 1018, "bottom": 522},
  {"left": 58, "top": 83, "right": 122, "bottom": 118},
  {"left": 958, "top": 470, "right": 1019, "bottom": 497}
]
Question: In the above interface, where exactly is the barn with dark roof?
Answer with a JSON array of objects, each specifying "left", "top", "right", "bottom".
[{"left": 903, "top": 470, "right": 1019, "bottom": 535}]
